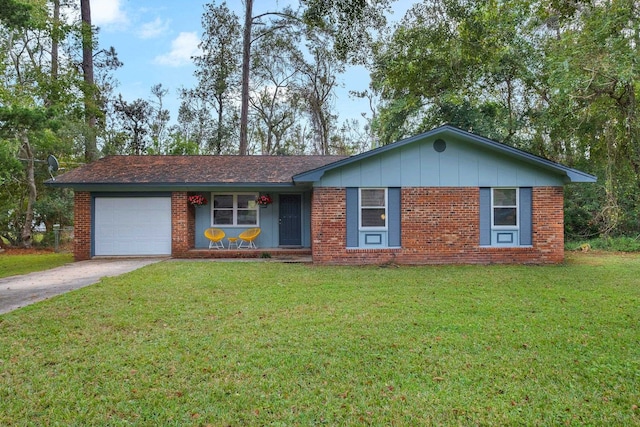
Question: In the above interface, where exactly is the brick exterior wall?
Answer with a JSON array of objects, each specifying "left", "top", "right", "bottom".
[
  {"left": 73, "top": 187, "right": 563, "bottom": 264},
  {"left": 73, "top": 191, "right": 92, "bottom": 261},
  {"left": 311, "top": 186, "right": 565, "bottom": 265},
  {"left": 171, "top": 191, "right": 194, "bottom": 257}
]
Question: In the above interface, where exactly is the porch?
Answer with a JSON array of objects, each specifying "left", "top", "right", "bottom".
[
  {"left": 192, "top": 191, "right": 313, "bottom": 250},
  {"left": 182, "top": 247, "right": 312, "bottom": 261}
]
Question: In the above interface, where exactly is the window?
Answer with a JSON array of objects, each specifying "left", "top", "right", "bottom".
[
  {"left": 492, "top": 188, "right": 518, "bottom": 227},
  {"left": 212, "top": 193, "right": 258, "bottom": 226},
  {"left": 480, "top": 187, "right": 531, "bottom": 247},
  {"left": 360, "top": 188, "right": 387, "bottom": 229}
]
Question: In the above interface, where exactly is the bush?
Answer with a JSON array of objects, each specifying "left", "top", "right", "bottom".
[{"left": 566, "top": 235, "right": 640, "bottom": 252}]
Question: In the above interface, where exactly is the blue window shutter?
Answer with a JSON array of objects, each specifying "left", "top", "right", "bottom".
[
  {"left": 519, "top": 187, "right": 533, "bottom": 246},
  {"left": 479, "top": 188, "right": 491, "bottom": 245},
  {"left": 346, "top": 188, "right": 358, "bottom": 247},
  {"left": 388, "top": 187, "right": 401, "bottom": 247}
]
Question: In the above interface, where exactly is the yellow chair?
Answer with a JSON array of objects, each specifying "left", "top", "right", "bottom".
[
  {"left": 204, "top": 228, "right": 226, "bottom": 249},
  {"left": 237, "top": 228, "right": 261, "bottom": 249}
]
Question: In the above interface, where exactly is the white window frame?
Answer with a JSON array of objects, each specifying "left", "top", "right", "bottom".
[
  {"left": 359, "top": 188, "right": 388, "bottom": 231},
  {"left": 491, "top": 188, "right": 519, "bottom": 229},
  {"left": 211, "top": 192, "right": 259, "bottom": 227}
]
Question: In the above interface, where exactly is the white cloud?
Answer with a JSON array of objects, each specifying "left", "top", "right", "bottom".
[
  {"left": 138, "top": 17, "right": 170, "bottom": 39},
  {"left": 92, "top": 0, "right": 128, "bottom": 28},
  {"left": 154, "top": 32, "right": 201, "bottom": 67}
]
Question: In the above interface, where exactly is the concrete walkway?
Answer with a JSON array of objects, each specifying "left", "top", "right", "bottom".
[{"left": 0, "top": 258, "right": 164, "bottom": 315}]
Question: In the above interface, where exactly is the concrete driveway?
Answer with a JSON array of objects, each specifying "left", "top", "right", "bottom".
[{"left": 0, "top": 258, "right": 165, "bottom": 315}]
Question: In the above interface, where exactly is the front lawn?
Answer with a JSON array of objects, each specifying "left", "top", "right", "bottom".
[
  {"left": 0, "top": 251, "right": 73, "bottom": 278},
  {"left": 1, "top": 253, "right": 638, "bottom": 425}
]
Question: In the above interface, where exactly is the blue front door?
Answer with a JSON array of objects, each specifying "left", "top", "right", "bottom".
[{"left": 279, "top": 194, "right": 302, "bottom": 246}]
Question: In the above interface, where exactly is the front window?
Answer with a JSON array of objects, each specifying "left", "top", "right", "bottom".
[
  {"left": 492, "top": 188, "right": 518, "bottom": 227},
  {"left": 212, "top": 193, "right": 258, "bottom": 226},
  {"left": 360, "top": 188, "right": 387, "bottom": 229}
]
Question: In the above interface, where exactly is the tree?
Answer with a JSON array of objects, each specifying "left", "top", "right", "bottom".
[
  {"left": 148, "top": 84, "right": 170, "bottom": 154},
  {"left": 542, "top": 0, "right": 640, "bottom": 236},
  {"left": 370, "top": 0, "right": 539, "bottom": 145},
  {"left": 0, "top": 0, "right": 118, "bottom": 248},
  {"left": 191, "top": 2, "right": 241, "bottom": 155},
  {"left": 297, "top": 42, "right": 341, "bottom": 154},
  {"left": 234, "top": 0, "right": 393, "bottom": 154},
  {"left": 173, "top": 92, "right": 212, "bottom": 153},
  {"left": 193, "top": 0, "right": 394, "bottom": 155},
  {"left": 0, "top": 0, "right": 73, "bottom": 247},
  {"left": 250, "top": 29, "right": 303, "bottom": 154},
  {"left": 239, "top": 0, "right": 253, "bottom": 155},
  {"left": 80, "top": 0, "right": 99, "bottom": 162},
  {"left": 237, "top": 1, "right": 300, "bottom": 154},
  {"left": 0, "top": 0, "right": 31, "bottom": 28},
  {"left": 369, "top": 0, "right": 640, "bottom": 238},
  {"left": 301, "top": 0, "right": 394, "bottom": 64},
  {"left": 113, "top": 96, "right": 152, "bottom": 155}
]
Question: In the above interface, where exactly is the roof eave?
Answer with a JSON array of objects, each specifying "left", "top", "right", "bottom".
[
  {"left": 44, "top": 181, "right": 304, "bottom": 191},
  {"left": 564, "top": 170, "right": 598, "bottom": 183}
]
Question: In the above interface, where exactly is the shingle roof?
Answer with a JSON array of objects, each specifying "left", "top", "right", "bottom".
[{"left": 48, "top": 155, "right": 347, "bottom": 188}]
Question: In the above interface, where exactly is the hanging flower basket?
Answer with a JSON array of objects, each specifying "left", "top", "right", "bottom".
[
  {"left": 256, "top": 194, "right": 273, "bottom": 206},
  {"left": 188, "top": 194, "right": 208, "bottom": 207}
]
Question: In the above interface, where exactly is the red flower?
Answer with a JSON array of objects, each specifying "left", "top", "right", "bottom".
[
  {"left": 188, "top": 194, "right": 208, "bottom": 206},
  {"left": 256, "top": 194, "right": 273, "bottom": 205}
]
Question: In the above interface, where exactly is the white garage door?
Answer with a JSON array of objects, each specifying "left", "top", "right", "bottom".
[{"left": 94, "top": 197, "right": 172, "bottom": 256}]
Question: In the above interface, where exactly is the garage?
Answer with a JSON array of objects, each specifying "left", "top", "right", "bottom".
[{"left": 94, "top": 197, "right": 172, "bottom": 256}]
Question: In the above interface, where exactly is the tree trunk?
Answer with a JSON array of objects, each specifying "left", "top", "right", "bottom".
[
  {"left": 81, "top": 0, "right": 99, "bottom": 162},
  {"left": 51, "top": 0, "right": 59, "bottom": 94},
  {"left": 19, "top": 131, "right": 37, "bottom": 248},
  {"left": 217, "top": 96, "right": 223, "bottom": 155},
  {"left": 239, "top": 0, "right": 253, "bottom": 155}
]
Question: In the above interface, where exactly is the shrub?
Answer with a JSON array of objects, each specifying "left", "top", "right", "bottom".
[{"left": 566, "top": 235, "right": 640, "bottom": 252}]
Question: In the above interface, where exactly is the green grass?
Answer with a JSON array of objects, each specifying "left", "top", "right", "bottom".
[
  {"left": 1, "top": 254, "right": 639, "bottom": 425},
  {"left": 0, "top": 252, "right": 73, "bottom": 278}
]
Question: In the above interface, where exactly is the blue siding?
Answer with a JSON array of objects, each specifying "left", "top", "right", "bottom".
[
  {"left": 302, "top": 192, "right": 312, "bottom": 247},
  {"left": 381, "top": 151, "right": 402, "bottom": 186},
  {"left": 479, "top": 188, "right": 491, "bottom": 246},
  {"left": 195, "top": 206, "right": 211, "bottom": 248},
  {"left": 401, "top": 144, "right": 422, "bottom": 184},
  {"left": 519, "top": 187, "right": 533, "bottom": 246},
  {"left": 418, "top": 142, "right": 439, "bottom": 186},
  {"left": 317, "top": 135, "right": 566, "bottom": 188},
  {"left": 346, "top": 188, "right": 359, "bottom": 248},
  {"left": 360, "top": 158, "right": 382, "bottom": 186},
  {"left": 388, "top": 187, "right": 401, "bottom": 247},
  {"left": 194, "top": 190, "right": 312, "bottom": 248}
]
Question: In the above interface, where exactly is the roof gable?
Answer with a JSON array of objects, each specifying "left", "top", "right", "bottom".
[{"left": 293, "top": 125, "right": 596, "bottom": 184}]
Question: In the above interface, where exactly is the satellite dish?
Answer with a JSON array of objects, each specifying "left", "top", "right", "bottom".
[
  {"left": 48, "top": 155, "right": 59, "bottom": 171},
  {"left": 47, "top": 155, "right": 59, "bottom": 180}
]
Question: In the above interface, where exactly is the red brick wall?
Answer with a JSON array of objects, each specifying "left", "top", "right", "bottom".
[
  {"left": 171, "top": 191, "right": 193, "bottom": 257},
  {"left": 311, "top": 187, "right": 565, "bottom": 265},
  {"left": 73, "top": 191, "right": 92, "bottom": 261},
  {"left": 531, "top": 186, "right": 565, "bottom": 263}
]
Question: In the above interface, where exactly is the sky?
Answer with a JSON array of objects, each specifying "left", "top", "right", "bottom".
[{"left": 91, "top": 0, "right": 415, "bottom": 127}]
